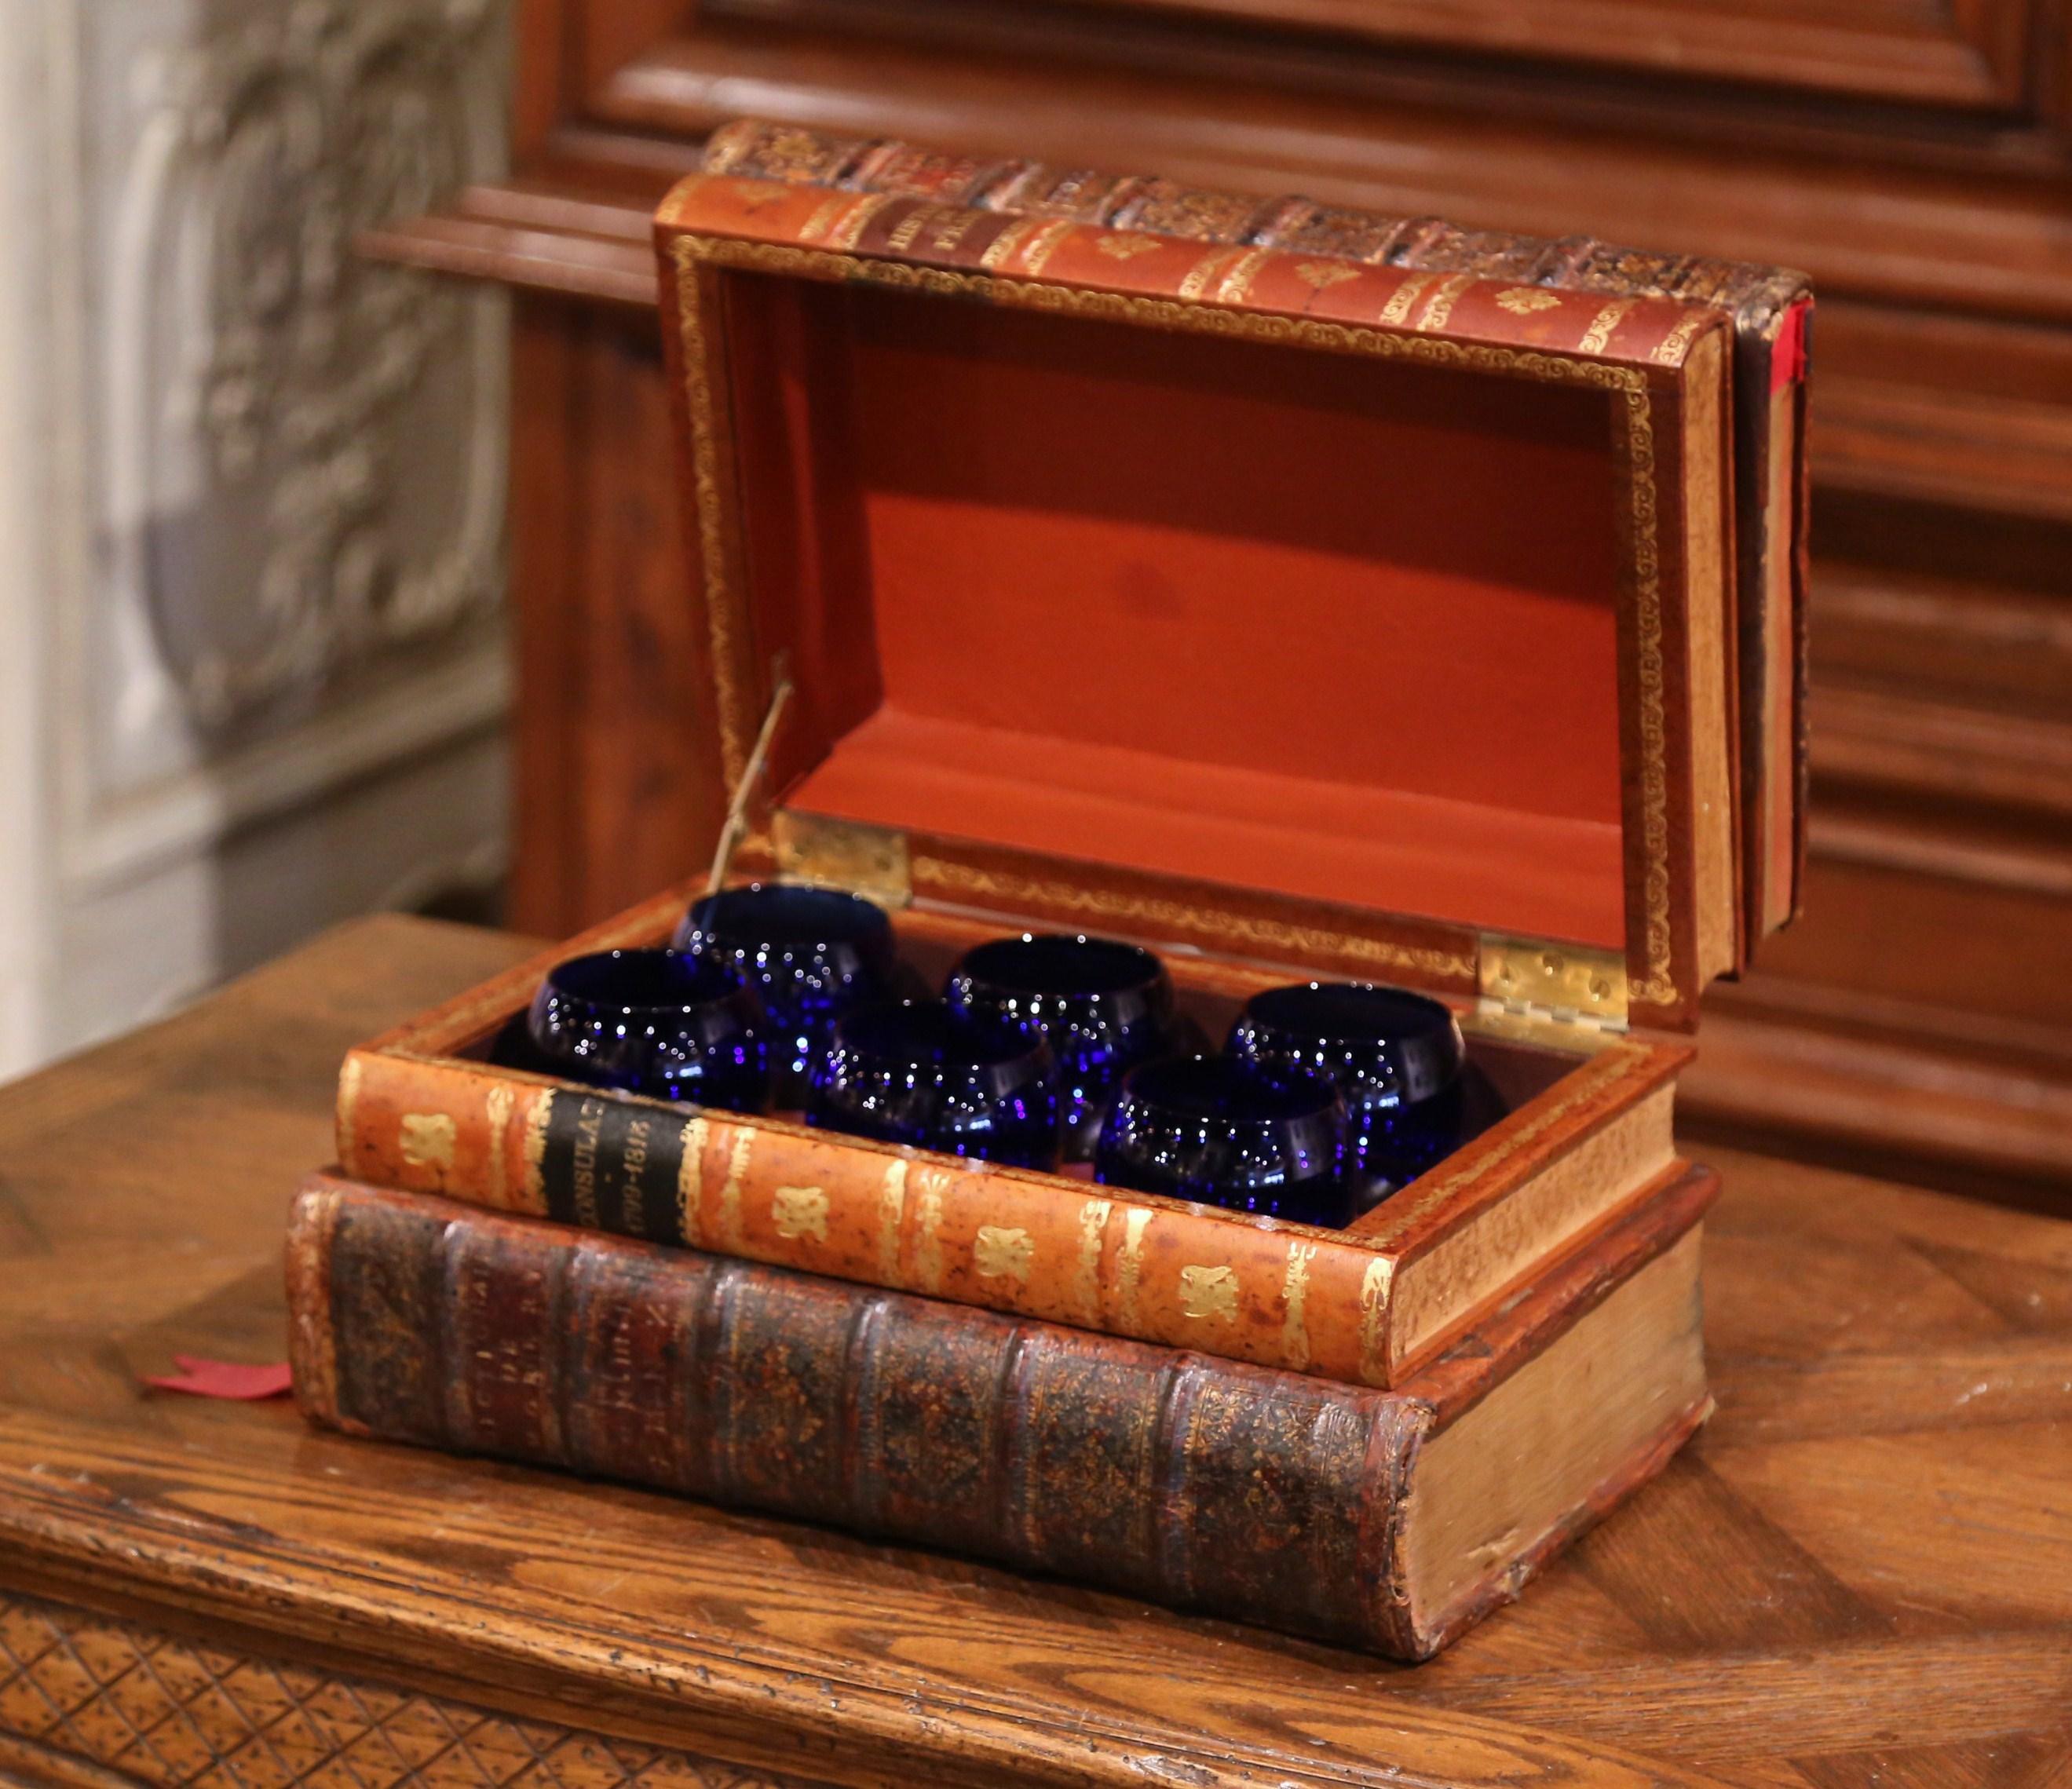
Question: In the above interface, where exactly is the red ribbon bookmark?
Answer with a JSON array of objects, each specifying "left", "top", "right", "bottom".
[{"left": 144, "top": 1356, "right": 294, "bottom": 1400}]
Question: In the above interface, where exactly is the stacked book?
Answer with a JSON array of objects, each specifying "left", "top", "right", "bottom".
[{"left": 289, "top": 1120, "right": 1713, "bottom": 1660}]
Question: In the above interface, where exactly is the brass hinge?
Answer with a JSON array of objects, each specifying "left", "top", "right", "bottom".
[
  {"left": 770, "top": 811, "right": 913, "bottom": 908},
  {"left": 1477, "top": 936, "right": 1629, "bottom": 1034}
]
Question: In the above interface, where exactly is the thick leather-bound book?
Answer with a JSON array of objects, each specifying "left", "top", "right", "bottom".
[
  {"left": 287, "top": 1161, "right": 1714, "bottom": 1659},
  {"left": 697, "top": 119, "right": 1812, "bottom": 940},
  {"left": 337, "top": 888, "right": 1686, "bottom": 1392}
]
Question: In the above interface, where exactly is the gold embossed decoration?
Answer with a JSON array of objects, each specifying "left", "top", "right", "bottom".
[
  {"left": 1651, "top": 307, "right": 1714, "bottom": 366},
  {"left": 914, "top": 1169, "right": 948, "bottom": 1292},
  {"left": 0, "top": 1591, "right": 808, "bottom": 1789},
  {"left": 484, "top": 1085, "right": 513, "bottom": 1200},
  {"left": 978, "top": 218, "right": 1040, "bottom": 272},
  {"left": 1357, "top": 1255, "right": 1396, "bottom": 1386},
  {"left": 1280, "top": 1243, "right": 1318, "bottom": 1371},
  {"left": 770, "top": 1185, "right": 828, "bottom": 1242},
  {"left": 1179, "top": 1265, "right": 1240, "bottom": 1323},
  {"left": 1213, "top": 247, "right": 1277, "bottom": 306},
  {"left": 1413, "top": 272, "right": 1478, "bottom": 334},
  {"left": 1018, "top": 220, "right": 1076, "bottom": 278},
  {"left": 1496, "top": 288, "right": 1562, "bottom": 315},
  {"left": 1377, "top": 273, "right": 1432, "bottom": 327},
  {"left": 1116, "top": 1208, "right": 1153, "bottom": 1328},
  {"left": 797, "top": 193, "right": 849, "bottom": 244},
  {"left": 716, "top": 1128, "right": 755, "bottom": 1251},
  {"left": 875, "top": 1159, "right": 908, "bottom": 1284},
  {"left": 1580, "top": 299, "right": 1636, "bottom": 356},
  {"left": 1294, "top": 261, "right": 1361, "bottom": 291},
  {"left": 398, "top": 1114, "right": 456, "bottom": 1171},
  {"left": 676, "top": 1115, "right": 708, "bottom": 1247},
  {"left": 1176, "top": 247, "right": 1247, "bottom": 302},
  {"left": 974, "top": 1225, "right": 1036, "bottom": 1283},
  {"left": 1072, "top": 1198, "right": 1112, "bottom": 1323},
  {"left": 1094, "top": 233, "right": 1160, "bottom": 260}
]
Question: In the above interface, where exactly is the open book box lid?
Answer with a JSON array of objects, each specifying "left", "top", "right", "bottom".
[{"left": 652, "top": 166, "right": 1800, "bottom": 1035}]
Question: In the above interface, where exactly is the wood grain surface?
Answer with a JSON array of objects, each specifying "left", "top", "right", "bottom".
[{"left": 0, "top": 918, "right": 2067, "bottom": 1789}]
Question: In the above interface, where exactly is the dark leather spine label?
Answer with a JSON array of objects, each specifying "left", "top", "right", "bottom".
[{"left": 537, "top": 1091, "right": 692, "bottom": 1243}]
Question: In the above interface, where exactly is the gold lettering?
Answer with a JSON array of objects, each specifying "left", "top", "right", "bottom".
[
  {"left": 930, "top": 212, "right": 978, "bottom": 254},
  {"left": 569, "top": 1100, "right": 605, "bottom": 1229},
  {"left": 617, "top": 1115, "right": 652, "bottom": 1237}
]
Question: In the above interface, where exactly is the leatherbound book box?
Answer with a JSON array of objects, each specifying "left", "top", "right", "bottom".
[{"left": 334, "top": 134, "right": 1809, "bottom": 1400}]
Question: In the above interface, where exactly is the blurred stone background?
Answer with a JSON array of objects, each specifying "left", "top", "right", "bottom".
[{"left": 0, "top": 0, "right": 511, "bottom": 1072}]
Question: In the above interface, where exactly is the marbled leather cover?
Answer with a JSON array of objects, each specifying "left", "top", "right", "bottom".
[{"left": 288, "top": 1162, "right": 1715, "bottom": 1658}]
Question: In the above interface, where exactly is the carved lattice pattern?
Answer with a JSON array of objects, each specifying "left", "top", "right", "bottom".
[{"left": 0, "top": 1594, "right": 798, "bottom": 1789}]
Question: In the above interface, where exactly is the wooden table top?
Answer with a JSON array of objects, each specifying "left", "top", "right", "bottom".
[{"left": 0, "top": 918, "right": 2066, "bottom": 1789}]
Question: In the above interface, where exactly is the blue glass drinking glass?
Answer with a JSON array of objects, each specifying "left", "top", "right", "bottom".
[
  {"left": 1094, "top": 1055, "right": 1351, "bottom": 1226},
  {"left": 944, "top": 933, "right": 1177, "bottom": 1160},
  {"left": 806, "top": 999, "right": 1060, "bottom": 1170},
  {"left": 674, "top": 882, "right": 898, "bottom": 1105},
  {"left": 527, "top": 948, "right": 770, "bottom": 1110},
  {"left": 1227, "top": 982, "right": 1466, "bottom": 1202}
]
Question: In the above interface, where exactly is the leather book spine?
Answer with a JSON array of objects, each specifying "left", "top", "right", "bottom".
[
  {"left": 335, "top": 1039, "right": 1685, "bottom": 1390},
  {"left": 698, "top": 119, "right": 1807, "bottom": 322},
  {"left": 657, "top": 173, "right": 1730, "bottom": 369},
  {"left": 287, "top": 1176, "right": 1429, "bottom": 1656}
]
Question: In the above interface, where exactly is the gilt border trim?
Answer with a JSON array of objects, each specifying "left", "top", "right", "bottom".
[{"left": 665, "top": 232, "right": 1679, "bottom": 1012}]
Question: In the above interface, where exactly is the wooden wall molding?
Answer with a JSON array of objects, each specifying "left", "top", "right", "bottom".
[{"left": 1010, "top": 0, "right": 2041, "bottom": 110}]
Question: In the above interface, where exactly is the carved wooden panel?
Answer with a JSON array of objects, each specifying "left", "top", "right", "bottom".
[{"left": 0, "top": 1596, "right": 802, "bottom": 1789}]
